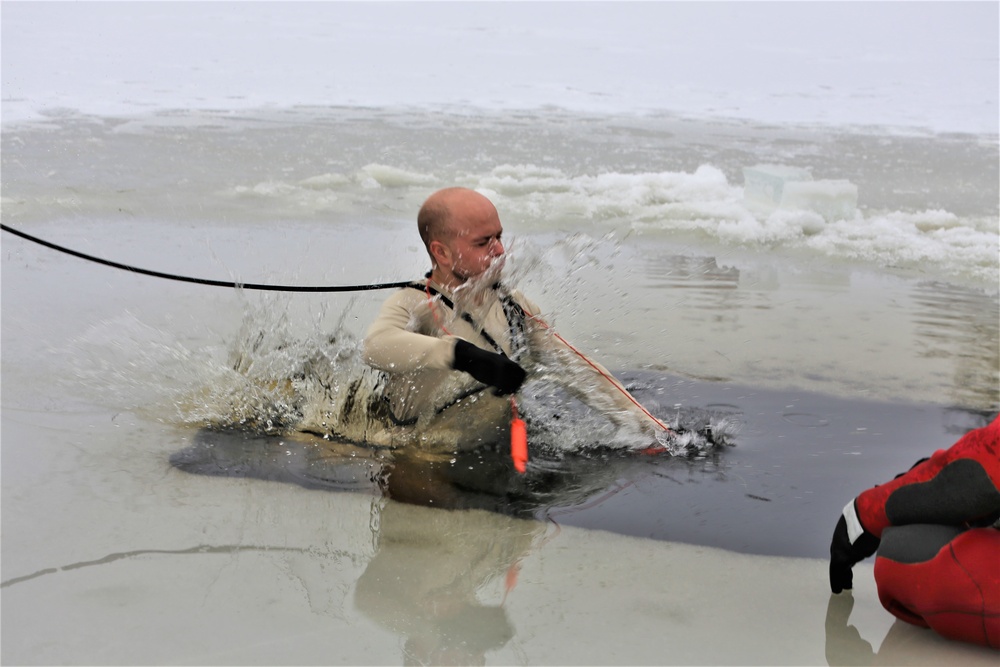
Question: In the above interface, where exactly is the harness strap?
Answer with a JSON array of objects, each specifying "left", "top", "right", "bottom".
[
  {"left": 374, "top": 281, "right": 526, "bottom": 427},
  {"left": 404, "top": 281, "right": 527, "bottom": 358},
  {"left": 381, "top": 385, "right": 488, "bottom": 427}
]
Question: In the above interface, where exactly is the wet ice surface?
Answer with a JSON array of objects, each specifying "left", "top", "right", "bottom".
[{"left": 3, "top": 409, "right": 997, "bottom": 666}]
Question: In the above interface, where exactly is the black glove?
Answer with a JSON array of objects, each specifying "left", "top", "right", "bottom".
[
  {"left": 829, "top": 508, "right": 880, "bottom": 594},
  {"left": 452, "top": 339, "right": 526, "bottom": 396}
]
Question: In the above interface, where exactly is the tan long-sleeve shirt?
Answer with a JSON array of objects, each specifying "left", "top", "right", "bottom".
[{"left": 363, "top": 278, "right": 662, "bottom": 441}]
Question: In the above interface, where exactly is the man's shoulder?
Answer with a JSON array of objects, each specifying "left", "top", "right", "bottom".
[
  {"left": 382, "top": 282, "right": 428, "bottom": 306},
  {"left": 508, "top": 289, "right": 541, "bottom": 316}
]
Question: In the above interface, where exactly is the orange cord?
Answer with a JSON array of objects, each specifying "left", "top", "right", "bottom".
[{"left": 521, "top": 309, "right": 673, "bottom": 434}]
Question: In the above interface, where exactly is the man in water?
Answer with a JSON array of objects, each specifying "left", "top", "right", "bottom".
[{"left": 362, "top": 187, "right": 666, "bottom": 450}]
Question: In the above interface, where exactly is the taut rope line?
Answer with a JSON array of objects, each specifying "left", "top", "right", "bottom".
[
  {"left": 3, "top": 223, "right": 678, "bottom": 462},
  {"left": 1, "top": 224, "right": 410, "bottom": 293}
]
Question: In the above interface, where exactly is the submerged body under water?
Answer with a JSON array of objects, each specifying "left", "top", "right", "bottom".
[
  {"left": 211, "top": 304, "right": 735, "bottom": 455},
  {"left": 172, "top": 311, "right": 745, "bottom": 538}
]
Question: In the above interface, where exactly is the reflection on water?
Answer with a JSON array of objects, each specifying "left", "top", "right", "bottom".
[
  {"left": 167, "top": 430, "right": 578, "bottom": 664},
  {"left": 638, "top": 250, "right": 999, "bottom": 410},
  {"left": 911, "top": 281, "right": 1000, "bottom": 410},
  {"left": 823, "top": 593, "right": 996, "bottom": 667},
  {"left": 161, "top": 425, "right": 732, "bottom": 664},
  {"left": 642, "top": 255, "right": 748, "bottom": 331},
  {"left": 356, "top": 501, "right": 539, "bottom": 666},
  {"left": 825, "top": 594, "right": 878, "bottom": 666},
  {"left": 643, "top": 255, "right": 741, "bottom": 292}
]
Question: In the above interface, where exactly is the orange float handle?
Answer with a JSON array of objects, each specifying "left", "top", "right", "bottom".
[{"left": 510, "top": 398, "right": 528, "bottom": 473}]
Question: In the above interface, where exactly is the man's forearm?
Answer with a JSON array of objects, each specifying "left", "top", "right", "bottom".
[{"left": 363, "top": 327, "right": 455, "bottom": 373}]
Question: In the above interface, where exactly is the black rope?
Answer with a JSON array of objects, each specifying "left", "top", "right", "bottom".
[{"left": 1, "top": 223, "right": 411, "bottom": 292}]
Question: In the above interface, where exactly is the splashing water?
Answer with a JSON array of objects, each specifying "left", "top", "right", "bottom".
[
  {"left": 177, "top": 296, "right": 384, "bottom": 439},
  {"left": 57, "top": 249, "right": 732, "bottom": 459}
]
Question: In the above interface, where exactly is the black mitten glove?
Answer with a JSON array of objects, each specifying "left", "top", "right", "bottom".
[
  {"left": 452, "top": 339, "right": 526, "bottom": 396},
  {"left": 829, "top": 503, "right": 880, "bottom": 594}
]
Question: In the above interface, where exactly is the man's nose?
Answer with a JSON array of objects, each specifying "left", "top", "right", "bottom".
[{"left": 489, "top": 239, "right": 504, "bottom": 256}]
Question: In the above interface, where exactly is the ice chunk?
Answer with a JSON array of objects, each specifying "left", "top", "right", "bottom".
[
  {"left": 780, "top": 179, "right": 858, "bottom": 224},
  {"left": 742, "top": 164, "right": 813, "bottom": 208},
  {"left": 742, "top": 164, "right": 858, "bottom": 225}
]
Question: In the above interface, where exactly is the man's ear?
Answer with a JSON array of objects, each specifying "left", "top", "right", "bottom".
[{"left": 429, "top": 239, "right": 451, "bottom": 268}]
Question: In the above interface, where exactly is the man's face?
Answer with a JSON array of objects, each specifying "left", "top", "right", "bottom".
[{"left": 440, "top": 199, "right": 505, "bottom": 282}]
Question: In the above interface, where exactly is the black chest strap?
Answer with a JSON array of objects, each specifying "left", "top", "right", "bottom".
[{"left": 405, "top": 282, "right": 527, "bottom": 358}]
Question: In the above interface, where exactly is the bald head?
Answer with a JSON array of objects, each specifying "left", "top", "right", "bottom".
[{"left": 418, "top": 188, "right": 498, "bottom": 250}]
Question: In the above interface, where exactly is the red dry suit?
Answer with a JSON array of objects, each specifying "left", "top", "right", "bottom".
[{"left": 830, "top": 415, "right": 1000, "bottom": 648}]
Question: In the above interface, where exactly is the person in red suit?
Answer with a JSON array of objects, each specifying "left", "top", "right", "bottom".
[{"left": 829, "top": 415, "right": 1000, "bottom": 648}]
